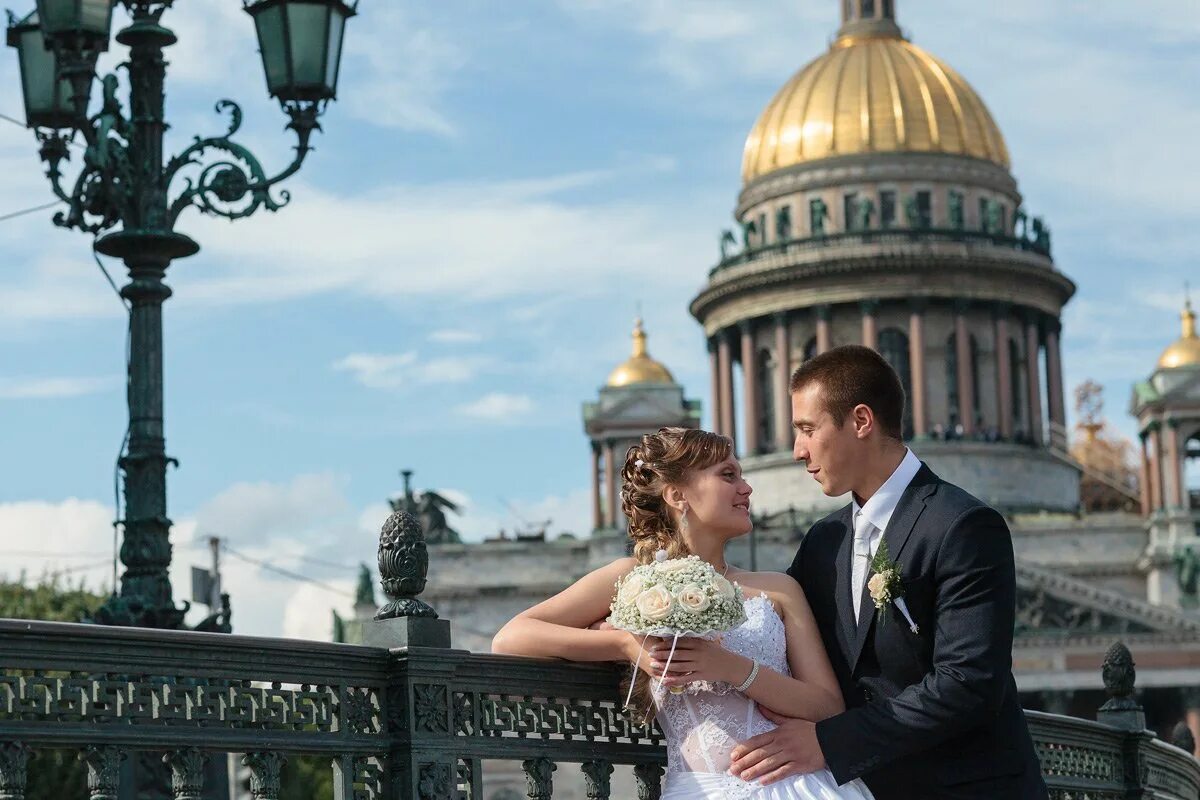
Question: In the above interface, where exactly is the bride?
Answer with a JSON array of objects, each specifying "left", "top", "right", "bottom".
[{"left": 492, "top": 427, "right": 874, "bottom": 799}]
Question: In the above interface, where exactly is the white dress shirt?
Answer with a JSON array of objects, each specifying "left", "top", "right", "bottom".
[{"left": 850, "top": 448, "right": 923, "bottom": 618}]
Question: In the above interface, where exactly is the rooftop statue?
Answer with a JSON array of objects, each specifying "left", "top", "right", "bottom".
[
  {"left": 948, "top": 193, "right": 964, "bottom": 231},
  {"left": 775, "top": 205, "right": 792, "bottom": 242},
  {"left": 809, "top": 197, "right": 829, "bottom": 236},
  {"left": 853, "top": 196, "right": 874, "bottom": 232},
  {"left": 719, "top": 229, "right": 738, "bottom": 261}
]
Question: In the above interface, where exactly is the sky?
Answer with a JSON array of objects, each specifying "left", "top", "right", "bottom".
[{"left": 1, "top": 1, "right": 1198, "bottom": 640}]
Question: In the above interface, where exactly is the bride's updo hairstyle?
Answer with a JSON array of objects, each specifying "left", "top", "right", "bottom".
[{"left": 621, "top": 427, "right": 733, "bottom": 561}]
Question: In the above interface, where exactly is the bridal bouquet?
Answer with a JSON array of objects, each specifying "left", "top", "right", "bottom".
[
  {"left": 608, "top": 551, "right": 747, "bottom": 636},
  {"left": 608, "top": 551, "right": 747, "bottom": 702}
]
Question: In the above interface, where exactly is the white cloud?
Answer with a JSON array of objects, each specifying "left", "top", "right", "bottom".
[
  {"left": 0, "top": 376, "right": 117, "bottom": 400},
  {"left": 332, "top": 352, "right": 483, "bottom": 389},
  {"left": 340, "top": 5, "right": 465, "bottom": 135},
  {"left": 0, "top": 499, "right": 117, "bottom": 590},
  {"left": 456, "top": 392, "right": 534, "bottom": 422},
  {"left": 429, "top": 329, "right": 483, "bottom": 344},
  {"left": 192, "top": 473, "right": 353, "bottom": 549}
]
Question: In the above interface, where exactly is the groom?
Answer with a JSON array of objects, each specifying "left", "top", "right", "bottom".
[{"left": 730, "top": 345, "right": 1047, "bottom": 799}]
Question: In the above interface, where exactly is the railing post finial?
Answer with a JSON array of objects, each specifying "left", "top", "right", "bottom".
[
  {"left": 364, "top": 509, "right": 451, "bottom": 648},
  {"left": 1097, "top": 641, "right": 1147, "bottom": 732}
]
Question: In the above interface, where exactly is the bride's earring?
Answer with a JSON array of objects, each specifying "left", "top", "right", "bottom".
[{"left": 679, "top": 504, "right": 689, "bottom": 535}]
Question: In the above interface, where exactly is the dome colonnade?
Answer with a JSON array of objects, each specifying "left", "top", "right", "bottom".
[
  {"left": 1132, "top": 298, "right": 1200, "bottom": 607},
  {"left": 690, "top": 0, "right": 1077, "bottom": 515}
]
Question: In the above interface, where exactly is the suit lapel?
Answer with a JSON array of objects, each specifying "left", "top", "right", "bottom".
[
  {"left": 848, "top": 465, "right": 939, "bottom": 673},
  {"left": 830, "top": 505, "right": 857, "bottom": 657}
]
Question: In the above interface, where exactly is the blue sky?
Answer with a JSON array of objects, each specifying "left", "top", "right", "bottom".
[{"left": 2, "top": 1, "right": 1198, "bottom": 638}]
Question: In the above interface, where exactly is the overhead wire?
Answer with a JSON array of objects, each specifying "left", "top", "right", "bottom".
[{"left": 223, "top": 545, "right": 356, "bottom": 599}]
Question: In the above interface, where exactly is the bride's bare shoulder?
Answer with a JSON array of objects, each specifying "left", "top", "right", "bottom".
[{"left": 733, "top": 571, "right": 809, "bottom": 610}]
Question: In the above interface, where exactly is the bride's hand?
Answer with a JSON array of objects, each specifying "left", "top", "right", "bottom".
[{"left": 649, "top": 637, "right": 746, "bottom": 687}]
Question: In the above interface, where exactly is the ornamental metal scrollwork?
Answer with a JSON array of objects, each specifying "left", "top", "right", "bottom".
[
  {"left": 342, "top": 687, "right": 378, "bottom": 735},
  {"left": 413, "top": 684, "right": 449, "bottom": 733},
  {"left": 581, "top": 759, "right": 613, "bottom": 800},
  {"left": 164, "top": 748, "right": 207, "bottom": 800},
  {"left": 634, "top": 763, "right": 664, "bottom": 800},
  {"left": 417, "top": 762, "right": 451, "bottom": 800},
  {"left": 243, "top": 752, "right": 286, "bottom": 800},
  {"left": 522, "top": 758, "right": 555, "bottom": 800},
  {"left": 0, "top": 742, "right": 32, "bottom": 800},
  {"left": 80, "top": 746, "right": 123, "bottom": 800}
]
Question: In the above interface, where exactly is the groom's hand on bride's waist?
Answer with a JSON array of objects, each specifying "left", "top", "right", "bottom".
[{"left": 728, "top": 707, "right": 825, "bottom": 785}]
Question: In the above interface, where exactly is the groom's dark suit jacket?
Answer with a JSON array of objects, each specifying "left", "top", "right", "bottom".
[{"left": 787, "top": 463, "right": 1047, "bottom": 800}]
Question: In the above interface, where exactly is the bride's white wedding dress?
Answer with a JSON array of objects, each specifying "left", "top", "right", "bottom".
[{"left": 653, "top": 594, "right": 874, "bottom": 800}]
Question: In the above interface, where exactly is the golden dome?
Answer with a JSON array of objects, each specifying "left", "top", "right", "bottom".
[
  {"left": 606, "top": 318, "right": 675, "bottom": 387},
  {"left": 1157, "top": 299, "right": 1200, "bottom": 369},
  {"left": 741, "top": 23, "right": 1010, "bottom": 183}
]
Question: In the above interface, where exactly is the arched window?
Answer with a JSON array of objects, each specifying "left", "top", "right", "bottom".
[
  {"left": 878, "top": 328, "right": 913, "bottom": 439},
  {"left": 946, "top": 331, "right": 980, "bottom": 432},
  {"left": 757, "top": 348, "right": 775, "bottom": 452},
  {"left": 1009, "top": 337, "right": 1025, "bottom": 438},
  {"left": 803, "top": 336, "right": 818, "bottom": 361}
]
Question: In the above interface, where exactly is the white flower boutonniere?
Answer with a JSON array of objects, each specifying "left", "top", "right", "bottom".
[{"left": 867, "top": 540, "right": 920, "bottom": 634}]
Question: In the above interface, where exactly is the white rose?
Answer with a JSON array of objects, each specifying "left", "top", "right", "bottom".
[
  {"left": 867, "top": 573, "right": 888, "bottom": 603},
  {"left": 711, "top": 576, "right": 736, "bottom": 601},
  {"left": 676, "top": 585, "right": 711, "bottom": 613},
  {"left": 635, "top": 586, "right": 675, "bottom": 621},
  {"left": 617, "top": 574, "right": 645, "bottom": 605},
  {"left": 655, "top": 557, "right": 694, "bottom": 574}
]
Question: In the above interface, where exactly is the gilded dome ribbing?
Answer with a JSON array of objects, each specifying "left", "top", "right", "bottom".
[{"left": 742, "top": 27, "right": 1010, "bottom": 183}]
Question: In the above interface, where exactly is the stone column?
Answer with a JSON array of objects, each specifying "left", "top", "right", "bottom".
[
  {"left": 1166, "top": 419, "right": 1183, "bottom": 509},
  {"left": 740, "top": 320, "right": 760, "bottom": 456},
  {"left": 994, "top": 305, "right": 1013, "bottom": 440},
  {"left": 908, "top": 301, "right": 927, "bottom": 437},
  {"left": 1025, "top": 312, "right": 1044, "bottom": 446},
  {"left": 1045, "top": 319, "right": 1067, "bottom": 450},
  {"left": 709, "top": 338, "right": 722, "bottom": 436},
  {"left": 860, "top": 300, "right": 879, "bottom": 350},
  {"left": 774, "top": 312, "right": 793, "bottom": 452},
  {"left": 1148, "top": 423, "right": 1163, "bottom": 512},
  {"left": 1139, "top": 432, "right": 1152, "bottom": 516},
  {"left": 815, "top": 305, "right": 832, "bottom": 354},
  {"left": 603, "top": 439, "right": 617, "bottom": 528},
  {"left": 591, "top": 443, "right": 602, "bottom": 531},
  {"left": 718, "top": 330, "right": 736, "bottom": 449},
  {"left": 954, "top": 301, "right": 975, "bottom": 436}
]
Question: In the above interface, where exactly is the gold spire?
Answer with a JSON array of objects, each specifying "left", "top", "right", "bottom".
[
  {"left": 1156, "top": 292, "right": 1200, "bottom": 369},
  {"left": 606, "top": 318, "right": 675, "bottom": 387}
]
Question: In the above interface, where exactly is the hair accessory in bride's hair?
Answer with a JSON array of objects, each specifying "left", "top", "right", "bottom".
[
  {"left": 654, "top": 549, "right": 668, "bottom": 562},
  {"left": 634, "top": 459, "right": 645, "bottom": 468}
]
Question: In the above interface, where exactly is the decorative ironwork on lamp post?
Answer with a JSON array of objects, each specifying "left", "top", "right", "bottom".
[{"left": 6, "top": 0, "right": 358, "bottom": 630}]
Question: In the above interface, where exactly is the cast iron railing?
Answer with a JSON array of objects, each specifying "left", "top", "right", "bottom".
[{"left": 1, "top": 509, "right": 1197, "bottom": 799}]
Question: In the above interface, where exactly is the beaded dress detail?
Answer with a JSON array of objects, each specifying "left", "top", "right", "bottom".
[{"left": 654, "top": 594, "right": 874, "bottom": 800}]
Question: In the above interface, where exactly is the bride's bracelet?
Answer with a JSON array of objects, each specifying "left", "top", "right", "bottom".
[{"left": 734, "top": 660, "right": 760, "bottom": 693}]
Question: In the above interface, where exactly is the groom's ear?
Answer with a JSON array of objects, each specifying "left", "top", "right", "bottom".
[{"left": 850, "top": 403, "right": 875, "bottom": 439}]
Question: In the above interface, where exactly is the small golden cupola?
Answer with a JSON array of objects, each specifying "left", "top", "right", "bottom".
[
  {"left": 1156, "top": 296, "right": 1200, "bottom": 369},
  {"left": 606, "top": 318, "right": 675, "bottom": 387}
]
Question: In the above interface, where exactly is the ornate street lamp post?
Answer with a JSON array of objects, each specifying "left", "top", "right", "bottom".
[{"left": 6, "top": 0, "right": 357, "bottom": 629}]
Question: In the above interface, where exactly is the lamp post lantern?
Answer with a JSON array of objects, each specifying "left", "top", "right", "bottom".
[{"left": 6, "top": 0, "right": 357, "bottom": 630}]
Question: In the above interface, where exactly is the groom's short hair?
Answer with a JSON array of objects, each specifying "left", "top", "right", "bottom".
[{"left": 789, "top": 345, "right": 905, "bottom": 440}]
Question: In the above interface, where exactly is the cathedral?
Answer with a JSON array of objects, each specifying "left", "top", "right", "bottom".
[{"left": 417, "top": 4, "right": 1200, "bottom": 792}]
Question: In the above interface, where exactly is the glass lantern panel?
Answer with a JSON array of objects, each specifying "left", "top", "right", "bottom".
[
  {"left": 324, "top": 8, "right": 344, "bottom": 91},
  {"left": 284, "top": 2, "right": 330, "bottom": 88},
  {"left": 15, "top": 19, "right": 76, "bottom": 125},
  {"left": 35, "top": 0, "right": 75, "bottom": 34},
  {"left": 253, "top": 3, "right": 289, "bottom": 94},
  {"left": 79, "top": 0, "right": 113, "bottom": 36}
]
